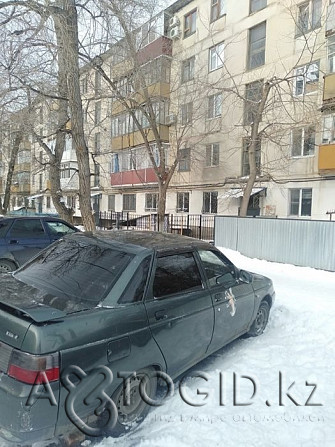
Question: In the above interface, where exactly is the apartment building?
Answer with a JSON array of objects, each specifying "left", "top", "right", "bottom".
[
  {"left": 3, "top": 0, "right": 335, "bottom": 221},
  {"left": 163, "top": 0, "right": 335, "bottom": 219}
]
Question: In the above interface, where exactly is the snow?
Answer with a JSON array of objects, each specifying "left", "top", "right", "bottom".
[{"left": 95, "top": 248, "right": 335, "bottom": 447}]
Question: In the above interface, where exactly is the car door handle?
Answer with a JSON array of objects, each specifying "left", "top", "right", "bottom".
[
  {"left": 155, "top": 310, "right": 168, "bottom": 321},
  {"left": 9, "top": 240, "right": 18, "bottom": 244},
  {"left": 214, "top": 292, "right": 225, "bottom": 302}
]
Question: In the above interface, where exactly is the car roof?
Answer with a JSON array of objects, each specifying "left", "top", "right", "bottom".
[
  {"left": 0, "top": 216, "right": 72, "bottom": 223},
  {"left": 73, "top": 230, "right": 213, "bottom": 252}
]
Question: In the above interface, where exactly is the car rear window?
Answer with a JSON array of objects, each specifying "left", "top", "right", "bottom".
[{"left": 14, "top": 237, "right": 134, "bottom": 312}]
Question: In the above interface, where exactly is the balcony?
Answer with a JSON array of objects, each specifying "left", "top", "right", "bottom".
[
  {"left": 111, "top": 125, "right": 169, "bottom": 151},
  {"left": 111, "top": 168, "right": 157, "bottom": 186},
  {"left": 14, "top": 162, "right": 31, "bottom": 173},
  {"left": 319, "top": 144, "right": 335, "bottom": 174}
]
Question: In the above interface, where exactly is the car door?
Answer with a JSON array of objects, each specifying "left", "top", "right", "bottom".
[
  {"left": 5, "top": 219, "right": 51, "bottom": 266},
  {"left": 144, "top": 251, "right": 214, "bottom": 378},
  {"left": 197, "top": 249, "right": 255, "bottom": 353}
]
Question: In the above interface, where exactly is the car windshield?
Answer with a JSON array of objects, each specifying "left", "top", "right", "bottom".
[{"left": 14, "top": 236, "right": 134, "bottom": 312}]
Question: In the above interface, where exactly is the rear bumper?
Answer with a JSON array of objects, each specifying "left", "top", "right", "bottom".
[{"left": 0, "top": 374, "right": 58, "bottom": 445}]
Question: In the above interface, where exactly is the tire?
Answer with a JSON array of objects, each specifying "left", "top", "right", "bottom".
[
  {"left": 90, "top": 367, "right": 157, "bottom": 438},
  {"left": 247, "top": 301, "right": 270, "bottom": 337},
  {"left": 0, "top": 259, "right": 17, "bottom": 273}
]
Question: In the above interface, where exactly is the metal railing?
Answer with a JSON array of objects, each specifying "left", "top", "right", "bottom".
[{"left": 74, "top": 212, "right": 215, "bottom": 241}]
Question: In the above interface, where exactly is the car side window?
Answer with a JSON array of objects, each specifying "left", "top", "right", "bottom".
[
  {"left": 118, "top": 257, "right": 151, "bottom": 304},
  {"left": 198, "top": 250, "right": 236, "bottom": 288},
  {"left": 153, "top": 252, "right": 203, "bottom": 298},
  {"left": 0, "top": 221, "right": 11, "bottom": 237},
  {"left": 45, "top": 221, "right": 76, "bottom": 236},
  {"left": 9, "top": 219, "right": 45, "bottom": 238}
]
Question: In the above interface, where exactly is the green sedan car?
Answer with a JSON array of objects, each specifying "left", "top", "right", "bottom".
[{"left": 0, "top": 231, "right": 275, "bottom": 445}]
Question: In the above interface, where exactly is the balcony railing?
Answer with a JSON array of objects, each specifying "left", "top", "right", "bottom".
[{"left": 111, "top": 167, "right": 157, "bottom": 186}]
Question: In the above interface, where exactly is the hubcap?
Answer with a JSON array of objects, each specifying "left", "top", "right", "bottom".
[
  {"left": 117, "top": 375, "right": 148, "bottom": 423},
  {"left": 254, "top": 307, "right": 267, "bottom": 334}
]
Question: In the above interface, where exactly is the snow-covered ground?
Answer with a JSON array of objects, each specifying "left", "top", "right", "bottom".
[{"left": 95, "top": 248, "right": 335, "bottom": 447}]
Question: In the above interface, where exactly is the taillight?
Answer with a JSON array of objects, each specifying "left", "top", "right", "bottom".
[{"left": 7, "top": 350, "right": 59, "bottom": 385}]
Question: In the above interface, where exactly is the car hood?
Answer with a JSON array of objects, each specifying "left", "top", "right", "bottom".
[{"left": 0, "top": 273, "right": 67, "bottom": 323}]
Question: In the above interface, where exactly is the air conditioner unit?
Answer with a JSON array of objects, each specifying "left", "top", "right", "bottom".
[
  {"left": 169, "top": 16, "right": 180, "bottom": 28},
  {"left": 169, "top": 26, "right": 181, "bottom": 40},
  {"left": 166, "top": 114, "right": 177, "bottom": 125}
]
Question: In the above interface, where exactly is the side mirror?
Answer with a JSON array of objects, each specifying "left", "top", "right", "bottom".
[
  {"left": 239, "top": 269, "right": 252, "bottom": 284},
  {"left": 216, "top": 271, "right": 238, "bottom": 288}
]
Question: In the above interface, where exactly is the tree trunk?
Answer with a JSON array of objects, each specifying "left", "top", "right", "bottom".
[
  {"left": 55, "top": 0, "right": 95, "bottom": 231},
  {"left": 157, "top": 181, "right": 168, "bottom": 232},
  {"left": 0, "top": 130, "right": 22, "bottom": 215},
  {"left": 240, "top": 82, "right": 272, "bottom": 217}
]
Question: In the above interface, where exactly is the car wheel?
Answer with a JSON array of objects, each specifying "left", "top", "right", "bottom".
[
  {"left": 111, "top": 367, "right": 157, "bottom": 436},
  {"left": 0, "top": 259, "right": 16, "bottom": 273},
  {"left": 247, "top": 301, "right": 270, "bottom": 337}
]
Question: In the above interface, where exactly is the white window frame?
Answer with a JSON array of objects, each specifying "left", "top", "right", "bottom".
[
  {"left": 322, "top": 114, "right": 335, "bottom": 143},
  {"left": 205, "top": 143, "right": 220, "bottom": 167},
  {"left": 176, "top": 192, "right": 190, "bottom": 212},
  {"left": 328, "top": 35, "right": 335, "bottom": 73},
  {"left": 296, "top": 0, "right": 322, "bottom": 36},
  {"left": 208, "top": 93, "right": 222, "bottom": 118},
  {"left": 294, "top": 61, "right": 319, "bottom": 96},
  {"left": 291, "top": 127, "right": 315, "bottom": 157},
  {"left": 181, "top": 102, "right": 193, "bottom": 125},
  {"left": 145, "top": 193, "right": 158, "bottom": 211},
  {"left": 210, "top": 0, "right": 225, "bottom": 22},
  {"left": 289, "top": 188, "right": 312, "bottom": 217},
  {"left": 209, "top": 42, "right": 224, "bottom": 71}
]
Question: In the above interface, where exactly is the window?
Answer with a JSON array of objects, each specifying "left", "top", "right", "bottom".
[
  {"left": 242, "top": 138, "right": 261, "bottom": 176},
  {"left": 328, "top": 35, "right": 335, "bottom": 73},
  {"left": 208, "top": 93, "right": 222, "bottom": 118},
  {"left": 45, "top": 221, "right": 76, "bottom": 236},
  {"left": 94, "top": 132, "right": 101, "bottom": 154},
  {"left": 46, "top": 196, "right": 51, "bottom": 208},
  {"left": 111, "top": 153, "right": 120, "bottom": 173},
  {"left": 206, "top": 143, "right": 220, "bottom": 167},
  {"left": 296, "top": 0, "right": 321, "bottom": 36},
  {"left": 248, "top": 22, "right": 266, "bottom": 69},
  {"left": 177, "top": 192, "right": 189, "bottom": 212},
  {"left": 250, "top": 0, "right": 267, "bottom": 13},
  {"left": 181, "top": 102, "right": 193, "bottom": 125},
  {"left": 123, "top": 194, "right": 136, "bottom": 211},
  {"left": 294, "top": 61, "right": 319, "bottom": 96},
  {"left": 244, "top": 80, "right": 263, "bottom": 125},
  {"left": 118, "top": 257, "right": 151, "bottom": 304},
  {"left": 203, "top": 191, "right": 218, "bottom": 213},
  {"left": 108, "top": 194, "right": 115, "bottom": 211},
  {"left": 322, "top": 115, "right": 335, "bottom": 143},
  {"left": 39, "top": 173, "right": 43, "bottom": 190},
  {"left": 153, "top": 253, "right": 202, "bottom": 298},
  {"left": 95, "top": 101, "right": 101, "bottom": 125},
  {"left": 178, "top": 148, "right": 191, "bottom": 171},
  {"left": 289, "top": 188, "right": 312, "bottom": 216},
  {"left": 211, "top": 0, "right": 225, "bottom": 22},
  {"left": 291, "top": 127, "right": 315, "bottom": 156},
  {"left": 145, "top": 193, "right": 158, "bottom": 211},
  {"left": 198, "top": 250, "right": 235, "bottom": 288},
  {"left": 10, "top": 219, "right": 45, "bottom": 239},
  {"left": 184, "top": 9, "right": 197, "bottom": 38},
  {"left": 181, "top": 56, "right": 195, "bottom": 83},
  {"left": 209, "top": 42, "right": 224, "bottom": 71}
]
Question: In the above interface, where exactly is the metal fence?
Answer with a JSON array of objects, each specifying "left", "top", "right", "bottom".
[
  {"left": 214, "top": 215, "right": 335, "bottom": 271},
  {"left": 74, "top": 212, "right": 215, "bottom": 241}
]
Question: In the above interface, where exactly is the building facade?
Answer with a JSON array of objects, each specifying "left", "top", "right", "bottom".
[{"left": 2, "top": 0, "right": 335, "bottom": 221}]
